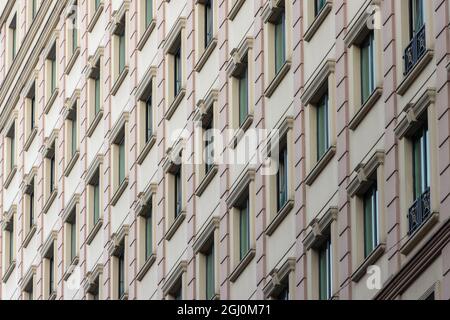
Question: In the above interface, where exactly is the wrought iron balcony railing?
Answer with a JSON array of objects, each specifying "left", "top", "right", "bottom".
[
  {"left": 407, "top": 187, "right": 431, "bottom": 236},
  {"left": 403, "top": 24, "right": 427, "bottom": 76}
]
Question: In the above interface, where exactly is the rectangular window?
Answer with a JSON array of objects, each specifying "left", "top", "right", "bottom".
[
  {"left": 118, "top": 250, "right": 125, "bottom": 298},
  {"left": 360, "top": 32, "right": 375, "bottom": 104},
  {"left": 10, "top": 15, "right": 17, "bottom": 60},
  {"left": 30, "top": 186, "right": 35, "bottom": 228},
  {"left": 49, "top": 254, "right": 55, "bottom": 296},
  {"left": 204, "top": 112, "right": 214, "bottom": 175},
  {"left": 145, "top": 0, "right": 153, "bottom": 28},
  {"left": 50, "top": 153, "right": 56, "bottom": 193},
  {"left": 316, "top": 93, "right": 330, "bottom": 160},
  {"left": 318, "top": 237, "right": 332, "bottom": 300},
  {"left": 276, "top": 283, "right": 289, "bottom": 300},
  {"left": 119, "top": 32, "right": 126, "bottom": 74},
  {"left": 174, "top": 46, "right": 182, "bottom": 97},
  {"left": 239, "top": 198, "right": 250, "bottom": 260},
  {"left": 95, "top": 0, "right": 101, "bottom": 11},
  {"left": 238, "top": 64, "right": 249, "bottom": 127},
  {"left": 70, "top": 217, "right": 77, "bottom": 262},
  {"left": 70, "top": 108, "right": 78, "bottom": 158},
  {"left": 145, "top": 206, "right": 153, "bottom": 260},
  {"left": 274, "top": 11, "right": 286, "bottom": 75},
  {"left": 204, "top": 0, "right": 213, "bottom": 48},
  {"left": 205, "top": 245, "right": 215, "bottom": 300},
  {"left": 32, "top": 0, "right": 37, "bottom": 19},
  {"left": 412, "top": 124, "right": 430, "bottom": 200},
  {"left": 174, "top": 167, "right": 182, "bottom": 218},
  {"left": 31, "top": 95, "right": 36, "bottom": 131},
  {"left": 118, "top": 136, "right": 126, "bottom": 185},
  {"left": 7, "top": 124, "right": 15, "bottom": 172},
  {"left": 315, "top": 0, "right": 326, "bottom": 16},
  {"left": 277, "top": 144, "right": 288, "bottom": 211},
  {"left": 51, "top": 54, "right": 56, "bottom": 94},
  {"left": 93, "top": 182, "right": 100, "bottom": 225},
  {"left": 8, "top": 224, "right": 14, "bottom": 265},
  {"left": 363, "top": 184, "right": 379, "bottom": 257},
  {"left": 409, "top": 0, "right": 424, "bottom": 38},
  {"left": 95, "top": 75, "right": 101, "bottom": 114},
  {"left": 145, "top": 96, "right": 153, "bottom": 142}
]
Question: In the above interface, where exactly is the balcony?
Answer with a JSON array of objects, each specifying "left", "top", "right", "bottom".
[
  {"left": 407, "top": 187, "right": 431, "bottom": 236},
  {"left": 403, "top": 24, "right": 426, "bottom": 76}
]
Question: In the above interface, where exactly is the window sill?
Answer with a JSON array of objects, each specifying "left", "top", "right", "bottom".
[
  {"left": 44, "top": 89, "right": 59, "bottom": 114},
  {"left": 87, "top": 110, "right": 103, "bottom": 138},
  {"left": 4, "top": 166, "right": 17, "bottom": 189},
  {"left": 137, "top": 19, "right": 157, "bottom": 51},
  {"left": 64, "top": 151, "right": 80, "bottom": 177},
  {"left": 304, "top": 1, "right": 332, "bottom": 42},
  {"left": 228, "top": 0, "right": 245, "bottom": 21},
  {"left": 165, "top": 88, "right": 186, "bottom": 120},
  {"left": 137, "top": 134, "right": 157, "bottom": 165},
  {"left": 120, "top": 292, "right": 129, "bottom": 300},
  {"left": 195, "top": 38, "right": 217, "bottom": 72},
  {"left": 349, "top": 87, "right": 383, "bottom": 131},
  {"left": 111, "top": 67, "right": 129, "bottom": 96},
  {"left": 2, "top": 260, "right": 16, "bottom": 283},
  {"left": 230, "top": 114, "right": 254, "bottom": 149},
  {"left": 111, "top": 178, "right": 129, "bottom": 206},
  {"left": 400, "top": 211, "right": 439, "bottom": 256},
  {"left": 24, "top": 127, "right": 38, "bottom": 152},
  {"left": 266, "top": 199, "right": 294, "bottom": 236},
  {"left": 87, "top": 3, "right": 104, "bottom": 32},
  {"left": 264, "top": 61, "right": 291, "bottom": 98},
  {"left": 23, "top": 224, "right": 37, "bottom": 248},
  {"left": 351, "top": 243, "right": 386, "bottom": 283},
  {"left": 87, "top": 218, "right": 103, "bottom": 245},
  {"left": 305, "top": 146, "right": 336, "bottom": 186},
  {"left": 195, "top": 165, "right": 218, "bottom": 197},
  {"left": 48, "top": 292, "right": 57, "bottom": 300},
  {"left": 43, "top": 189, "right": 58, "bottom": 214},
  {"left": 63, "top": 256, "right": 80, "bottom": 281},
  {"left": 397, "top": 49, "right": 434, "bottom": 96},
  {"left": 229, "top": 249, "right": 256, "bottom": 283},
  {"left": 136, "top": 254, "right": 156, "bottom": 281},
  {"left": 65, "top": 47, "right": 80, "bottom": 75},
  {"left": 165, "top": 211, "right": 186, "bottom": 241}
]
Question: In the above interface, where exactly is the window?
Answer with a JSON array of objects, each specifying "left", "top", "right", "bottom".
[
  {"left": 68, "top": 1, "right": 79, "bottom": 57},
  {"left": 144, "top": 206, "right": 153, "bottom": 260},
  {"left": 25, "top": 82, "right": 37, "bottom": 147},
  {"left": 193, "top": 218, "right": 219, "bottom": 299},
  {"left": 24, "top": 177, "right": 36, "bottom": 243},
  {"left": 3, "top": 212, "right": 16, "bottom": 281},
  {"left": 315, "top": 0, "right": 326, "bottom": 16},
  {"left": 360, "top": 32, "right": 375, "bottom": 104},
  {"left": 363, "top": 184, "right": 379, "bottom": 257},
  {"left": 318, "top": 237, "right": 332, "bottom": 300},
  {"left": 111, "top": 8, "right": 128, "bottom": 93},
  {"left": 86, "top": 157, "right": 103, "bottom": 244},
  {"left": 44, "top": 139, "right": 58, "bottom": 212},
  {"left": 412, "top": 124, "right": 430, "bottom": 201},
  {"left": 110, "top": 228, "right": 128, "bottom": 300},
  {"left": 276, "top": 283, "right": 289, "bottom": 300},
  {"left": 45, "top": 43, "right": 58, "bottom": 112},
  {"left": 274, "top": 11, "right": 286, "bottom": 75},
  {"left": 277, "top": 143, "right": 288, "bottom": 211},
  {"left": 85, "top": 264, "right": 103, "bottom": 300},
  {"left": 65, "top": 103, "right": 79, "bottom": 173},
  {"left": 95, "top": 0, "right": 101, "bottom": 11},
  {"left": 87, "top": 53, "right": 103, "bottom": 135},
  {"left": 239, "top": 197, "right": 250, "bottom": 260},
  {"left": 9, "top": 14, "right": 17, "bottom": 63},
  {"left": 5, "top": 122, "right": 16, "bottom": 181},
  {"left": 162, "top": 261, "right": 187, "bottom": 300},
  {"left": 174, "top": 166, "right": 182, "bottom": 219},
  {"left": 32, "top": 0, "right": 38, "bottom": 20},
  {"left": 145, "top": 0, "right": 153, "bottom": 28},
  {"left": 63, "top": 201, "right": 79, "bottom": 271},
  {"left": 203, "top": 109, "right": 214, "bottom": 175},
  {"left": 111, "top": 116, "right": 129, "bottom": 206},
  {"left": 205, "top": 245, "right": 215, "bottom": 300},
  {"left": 262, "top": 0, "right": 292, "bottom": 96},
  {"left": 316, "top": 92, "right": 330, "bottom": 160},
  {"left": 164, "top": 18, "right": 186, "bottom": 119},
  {"left": 238, "top": 62, "right": 249, "bottom": 127},
  {"left": 43, "top": 235, "right": 57, "bottom": 299},
  {"left": 204, "top": 0, "right": 213, "bottom": 47},
  {"left": 23, "top": 276, "right": 35, "bottom": 300},
  {"left": 409, "top": 0, "right": 424, "bottom": 39},
  {"left": 49, "top": 46, "right": 57, "bottom": 95},
  {"left": 88, "top": 0, "right": 104, "bottom": 31}
]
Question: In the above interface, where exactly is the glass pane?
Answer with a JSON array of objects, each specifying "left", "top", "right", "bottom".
[
  {"left": 360, "top": 33, "right": 374, "bottom": 104},
  {"left": 71, "top": 222, "right": 76, "bottom": 262},
  {"left": 119, "top": 138, "right": 125, "bottom": 184},
  {"left": 318, "top": 244, "right": 328, "bottom": 300},
  {"left": 410, "top": 0, "right": 424, "bottom": 36},
  {"left": 175, "top": 169, "right": 182, "bottom": 218},
  {"left": 10, "top": 134, "right": 15, "bottom": 170},
  {"left": 174, "top": 48, "right": 182, "bottom": 96},
  {"left": 9, "top": 229, "right": 14, "bottom": 264},
  {"left": 274, "top": 12, "right": 286, "bottom": 74},
  {"left": 50, "top": 156, "right": 55, "bottom": 193},
  {"left": 145, "top": 0, "right": 153, "bottom": 28},
  {"left": 30, "top": 192, "right": 35, "bottom": 227},
  {"left": 51, "top": 59, "right": 56, "bottom": 93},
  {"left": 205, "top": 0, "right": 213, "bottom": 47},
  {"left": 239, "top": 66, "right": 248, "bottom": 126},
  {"left": 71, "top": 117, "right": 77, "bottom": 157},
  {"left": 277, "top": 146, "right": 287, "bottom": 210},
  {"left": 146, "top": 97, "right": 152, "bottom": 142},
  {"left": 315, "top": 0, "right": 326, "bottom": 16},
  {"left": 119, "top": 34, "right": 125, "bottom": 73},
  {"left": 94, "top": 183, "right": 100, "bottom": 224},
  {"left": 145, "top": 209, "right": 152, "bottom": 259},
  {"left": 316, "top": 94, "right": 329, "bottom": 160},
  {"left": 73, "top": 27, "right": 78, "bottom": 53},
  {"left": 118, "top": 253, "right": 124, "bottom": 298},
  {"left": 31, "top": 97, "right": 36, "bottom": 130},
  {"left": 412, "top": 133, "right": 423, "bottom": 199},
  {"left": 363, "top": 188, "right": 374, "bottom": 257},
  {"left": 206, "top": 246, "right": 215, "bottom": 299},
  {"left": 95, "top": 77, "right": 101, "bottom": 114},
  {"left": 239, "top": 200, "right": 250, "bottom": 260},
  {"left": 49, "top": 256, "right": 54, "bottom": 294}
]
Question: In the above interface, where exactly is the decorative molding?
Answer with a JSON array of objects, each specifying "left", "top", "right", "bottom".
[
  {"left": 111, "top": 67, "right": 129, "bottom": 96},
  {"left": 108, "top": 225, "right": 129, "bottom": 257},
  {"left": 193, "top": 217, "right": 220, "bottom": 253},
  {"left": 228, "top": 0, "right": 246, "bottom": 21},
  {"left": 165, "top": 212, "right": 186, "bottom": 241},
  {"left": 265, "top": 61, "right": 291, "bottom": 98},
  {"left": 303, "top": 207, "right": 338, "bottom": 250},
  {"left": 301, "top": 59, "right": 335, "bottom": 106},
  {"left": 226, "top": 167, "right": 256, "bottom": 208},
  {"left": 229, "top": 249, "right": 256, "bottom": 283},
  {"left": 344, "top": 0, "right": 380, "bottom": 47},
  {"left": 347, "top": 150, "right": 385, "bottom": 198},
  {"left": 162, "top": 260, "right": 187, "bottom": 296},
  {"left": 136, "top": 66, "right": 157, "bottom": 100},
  {"left": 86, "top": 218, "right": 103, "bottom": 245},
  {"left": 87, "top": 1, "right": 104, "bottom": 32},
  {"left": 137, "top": 19, "right": 157, "bottom": 51},
  {"left": 62, "top": 193, "right": 80, "bottom": 223},
  {"left": 226, "top": 37, "right": 253, "bottom": 78},
  {"left": 397, "top": 50, "right": 434, "bottom": 96},
  {"left": 85, "top": 154, "right": 104, "bottom": 185},
  {"left": 195, "top": 38, "right": 217, "bottom": 72},
  {"left": 136, "top": 183, "right": 158, "bottom": 216},
  {"left": 304, "top": 1, "right": 332, "bottom": 42},
  {"left": 351, "top": 243, "right": 386, "bottom": 282},
  {"left": 349, "top": 87, "right": 383, "bottom": 131},
  {"left": 84, "top": 263, "right": 104, "bottom": 294},
  {"left": 163, "top": 17, "right": 186, "bottom": 54},
  {"left": 263, "top": 258, "right": 296, "bottom": 298},
  {"left": 40, "top": 231, "right": 58, "bottom": 257},
  {"left": 165, "top": 88, "right": 186, "bottom": 120},
  {"left": 305, "top": 146, "right": 336, "bottom": 186}
]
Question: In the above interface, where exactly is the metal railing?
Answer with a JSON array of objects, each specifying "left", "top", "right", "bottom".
[
  {"left": 407, "top": 187, "right": 431, "bottom": 236},
  {"left": 403, "top": 24, "right": 427, "bottom": 76}
]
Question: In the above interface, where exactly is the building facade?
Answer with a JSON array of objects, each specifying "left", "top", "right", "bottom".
[{"left": 0, "top": 0, "right": 449, "bottom": 300}]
